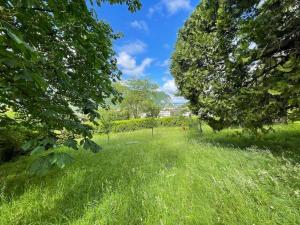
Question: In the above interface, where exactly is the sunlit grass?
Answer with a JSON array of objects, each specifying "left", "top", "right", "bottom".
[{"left": 0, "top": 124, "right": 299, "bottom": 225}]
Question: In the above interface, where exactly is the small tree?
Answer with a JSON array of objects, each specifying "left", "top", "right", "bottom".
[
  {"left": 198, "top": 120, "right": 203, "bottom": 134},
  {"left": 147, "top": 118, "right": 158, "bottom": 138},
  {"left": 98, "top": 111, "right": 114, "bottom": 142}
]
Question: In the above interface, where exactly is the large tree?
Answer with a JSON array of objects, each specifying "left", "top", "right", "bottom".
[
  {"left": 171, "top": 0, "right": 300, "bottom": 132},
  {"left": 0, "top": 0, "right": 141, "bottom": 168}
]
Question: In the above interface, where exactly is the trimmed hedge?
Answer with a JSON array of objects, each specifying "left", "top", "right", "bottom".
[{"left": 109, "top": 117, "right": 196, "bottom": 133}]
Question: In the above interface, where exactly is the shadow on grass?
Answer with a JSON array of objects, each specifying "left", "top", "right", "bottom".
[
  {"left": 0, "top": 135, "right": 183, "bottom": 225},
  {"left": 190, "top": 123, "right": 300, "bottom": 162}
]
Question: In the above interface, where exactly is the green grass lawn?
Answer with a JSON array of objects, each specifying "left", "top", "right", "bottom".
[{"left": 0, "top": 124, "right": 299, "bottom": 225}]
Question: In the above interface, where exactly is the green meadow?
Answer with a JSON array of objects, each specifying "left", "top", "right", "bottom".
[{"left": 1, "top": 124, "right": 299, "bottom": 225}]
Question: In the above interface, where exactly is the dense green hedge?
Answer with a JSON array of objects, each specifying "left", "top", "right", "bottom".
[{"left": 110, "top": 117, "right": 197, "bottom": 133}]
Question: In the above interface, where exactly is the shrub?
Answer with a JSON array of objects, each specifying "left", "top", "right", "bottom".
[
  {"left": 105, "top": 117, "right": 197, "bottom": 133},
  {"left": 157, "top": 117, "right": 188, "bottom": 127},
  {"left": 0, "top": 126, "right": 37, "bottom": 162}
]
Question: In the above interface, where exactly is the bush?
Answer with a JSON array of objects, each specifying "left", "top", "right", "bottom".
[
  {"left": 107, "top": 117, "right": 197, "bottom": 133},
  {"left": 0, "top": 126, "right": 37, "bottom": 162},
  {"left": 157, "top": 117, "right": 188, "bottom": 127}
]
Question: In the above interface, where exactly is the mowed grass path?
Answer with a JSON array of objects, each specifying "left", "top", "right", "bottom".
[{"left": 0, "top": 125, "right": 299, "bottom": 225}]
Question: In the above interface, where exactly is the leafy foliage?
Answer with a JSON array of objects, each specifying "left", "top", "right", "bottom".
[
  {"left": 29, "top": 152, "right": 74, "bottom": 176},
  {"left": 115, "top": 80, "right": 171, "bottom": 118},
  {"left": 171, "top": 0, "right": 300, "bottom": 132},
  {"left": 98, "top": 109, "right": 114, "bottom": 141},
  {"left": 0, "top": 0, "right": 141, "bottom": 168},
  {"left": 148, "top": 117, "right": 157, "bottom": 137}
]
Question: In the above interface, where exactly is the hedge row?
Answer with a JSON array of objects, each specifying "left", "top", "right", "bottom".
[{"left": 110, "top": 117, "right": 197, "bottom": 133}]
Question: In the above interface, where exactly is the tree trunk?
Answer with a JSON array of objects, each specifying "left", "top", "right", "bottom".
[{"left": 199, "top": 121, "right": 203, "bottom": 134}]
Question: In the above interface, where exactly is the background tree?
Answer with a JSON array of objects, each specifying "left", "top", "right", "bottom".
[
  {"left": 171, "top": 103, "right": 190, "bottom": 117},
  {"left": 143, "top": 101, "right": 161, "bottom": 118},
  {"left": 116, "top": 79, "right": 171, "bottom": 118},
  {"left": 0, "top": 0, "right": 141, "bottom": 166},
  {"left": 171, "top": 0, "right": 300, "bottom": 132}
]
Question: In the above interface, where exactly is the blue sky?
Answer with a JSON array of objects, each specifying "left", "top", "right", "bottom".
[{"left": 92, "top": 0, "right": 199, "bottom": 103}]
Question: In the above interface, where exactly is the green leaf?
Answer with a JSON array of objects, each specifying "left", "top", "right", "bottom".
[
  {"left": 268, "top": 89, "right": 282, "bottom": 96},
  {"left": 63, "top": 139, "right": 78, "bottom": 150},
  {"left": 6, "top": 29, "right": 23, "bottom": 45},
  {"left": 241, "top": 56, "right": 251, "bottom": 64},
  {"left": 49, "top": 153, "right": 73, "bottom": 169},
  {"left": 82, "top": 139, "right": 102, "bottom": 153},
  {"left": 29, "top": 157, "right": 52, "bottom": 176},
  {"left": 276, "top": 58, "right": 296, "bottom": 73},
  {"left": 28, "top": 71, "right": 48, "bottom": 90},
  {"left": 30, "top": 146, "right": 45, "bottom": 155},
  {"left": 214, "top": 116, "right": 221, "bottom": 121},
  {"left": 29, "top": 153, "right": 74, "bottom": 176},
  {"left": 4, "top": 28, "right": 34, "bottom": 52},
  {"left": 277, "top": 65, "right": 294, "bottom": 73},
  {"left": 21, "top": 140, "right": 33, "bottom": 152}
]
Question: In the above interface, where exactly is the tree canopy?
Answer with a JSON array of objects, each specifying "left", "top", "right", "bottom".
[
  {"left": 114, "top": 79, "right": 171, "bottom": 119},
  {"left": 171, "top": 0, "right": 300, "bottom": 132},
  {"left": 0, "top": 0, "right": 141, "bottom": 166}
]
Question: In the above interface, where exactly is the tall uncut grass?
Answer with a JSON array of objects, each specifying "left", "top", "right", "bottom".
[{"left": 0, "top": 123, "right": 299, "bottom": 225}]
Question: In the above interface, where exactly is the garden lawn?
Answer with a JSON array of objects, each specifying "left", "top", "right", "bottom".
[{"left": 0, "top": 124, "right": 299, "bottom": 225}]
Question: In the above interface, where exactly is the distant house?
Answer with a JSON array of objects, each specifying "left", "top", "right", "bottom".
[
  {"left": 159, "top": 109, "right": 172, "bottom": 118},
  {"left": 183, "top": 111, "right": 192, "bottom": 117},
  {"left": 140, "top": 113, "right": 147, "bottom": 118}
]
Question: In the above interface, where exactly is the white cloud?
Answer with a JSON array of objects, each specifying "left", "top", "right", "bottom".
[
  {"left": 161, "top": 59, "right": 170, "bottom": 67},
  {"left": 118, "top": 40, "right": 147, "bottom": 55},
  {"left": 162, "top": 75, "right": 169, "bottom": 82},
  {"left": 148, "top": 4, "right": 163, "bottom": 17},
  {"left": 161, "top": 78, "right": 178, "bottom": 95},
  {"left": 117, "top": 51, "right": 153, "bottom": 77},
  {"left": 160, "top": 77, "right": 187, "bottom": 104},
  {"left": 117, "top": 40, "right": 153, "bottom": 77},
  {"left": 156, "top": 58, "right": 170, "bottom": 67},
  {"left": 162, "top": 0, "right": 191, "bottom": 14},
  {"left": 117, "top": 52, "right": 136, "bottom": 69},
  {"left": 163, "top": 43, "right": 171, "bottom": 49},
  {"left": 148, "top": 0, "right": 191, "bottom": 17},
  {"left": 171, "top": 96, "right": 187, "bottom": 104},
  {"left": 130, "top": 20, "right": 149, "bottom": 32},
  {"left": 161, "top": 78, "right": 187, "bottom": 104}
]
